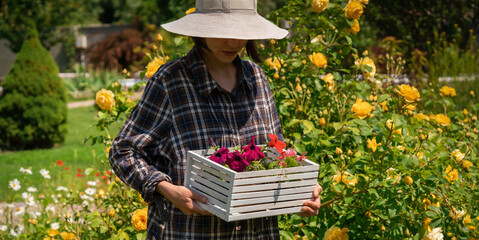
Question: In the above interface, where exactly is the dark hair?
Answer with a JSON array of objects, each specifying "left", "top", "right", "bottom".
[{"left": 192, "top": 37, "right": 263, "bottom": 63}]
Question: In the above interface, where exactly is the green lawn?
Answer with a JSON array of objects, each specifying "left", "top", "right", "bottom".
[{"left": 0, "top": 106, "right": 121, "bottom": 201}]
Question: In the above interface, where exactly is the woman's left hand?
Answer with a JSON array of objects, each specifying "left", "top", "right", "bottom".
[{"left": 297, "top": 183, "right": 322, "bottom": 217}]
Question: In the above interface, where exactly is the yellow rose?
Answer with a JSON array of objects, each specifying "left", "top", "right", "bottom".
[
  {"left": 145, "top": 56, "right": 168, "bottom": 78},
  {"left": 321, "top": 73, "right": 335, "bottom": 91},
  {"left": 397, "top": 84, "right": 420, "bottom": 102},
  {"left": 319, "top": 117, "right": 326, "bottom": 125},
  {"left": 108, "top": 209, "right": 116, "bottom": 218},
  {"left": 445, "top": 165, "right": 459, "bottom": 182},
  {"left": 311, "top": 0, "right": 329, "bottom": 13},
  {"left": 423, "top": 217, "right": 432, "bottom": 230},
  {"left": 295, "top": 83, "right": 303, "bottom": 93},
  {"left": 355, "top": 57, "right": 376, "bottom": 79},
  {"left": 323, "top": 226, "right": 349, "bottom": 240},
  {"left": 132, "top": 208, "right": 148, "bottom": 231},
  {"left": 439, "top": 86, "right": 456, "bottom": 97},
  {"left": 265, "top": 57, "right": 284, "bottom": 70},
  {"left": 60, "top": 232, "right": 76, "bottom": 240},
  {"left": 185, "top": 8, "right": 196, "bottom": 15},
  {"left": 347, "top": 19, "right": 360, "bottom": 35},
  {"left": 451, "top": 149, "right": 465, "bottom": 162},
  {"left": 414, "top": 112, "right": 429, "bottom": 121},
  {"left": 309, "top": 52, "right": 327, "bottom": 68},
  {"left": 157, "top": 33, "right": 163, "bottom": 42},
  {"left": 344, "top": 1, "right": 363, "bottom": 19},
  {"left": 461, "top": 160, "right": 473, "bottom": 171},
  {"left": 463, "top": 215, "right": 476, "bottom": 230},
  {"left": 48, "top": 229, "right": 60, "bottom": 237},
  {"left": 434, "top": 113, "right": 451, "bottom": 126},
  {"left": 95, "top": 89, "right": 115, "bottom": 111},
  {"left": 351, "top": 98, "right": 373, "bottom": 119},
  {"left": 367, "top": 137, "right": 381, "bottom": 152},
  {"left": 404, "top": 176, "right": 413, "bottom": 185},
  {"left": 332, "top": 171, "right": 357, "bottom": 187},
  {"left": 380, "top": 101, "right": 388, "bottom": 111}
]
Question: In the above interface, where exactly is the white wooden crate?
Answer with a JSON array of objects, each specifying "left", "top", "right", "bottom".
[{"left": 185, "top": 149, "right": 319, "bottom": 222}]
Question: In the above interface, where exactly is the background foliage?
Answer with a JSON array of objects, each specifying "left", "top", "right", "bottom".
[{"left": 0, "top": 28, "right": 67, "bottom": 150}]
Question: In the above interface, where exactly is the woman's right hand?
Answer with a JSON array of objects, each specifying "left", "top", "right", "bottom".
[{"left": 156, "top": 181, "right": 211, "bottom": 215}]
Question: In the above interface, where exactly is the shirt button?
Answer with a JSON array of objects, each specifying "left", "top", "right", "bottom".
[{"left": 235, "top": 225, "right": 241, "bottom": 231}]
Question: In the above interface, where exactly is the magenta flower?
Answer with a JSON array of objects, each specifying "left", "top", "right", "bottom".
[
  {"left": 297, "top": 152, "right": 307, "bottom": 161},
  {"left": 226, "top": 151, "right": 249, "bottom": 172},
  {"left": 242, "top": 136, "right": 265, "bottom": 163},
  {"left": 208, "top": 147, "right": 229, "bottom": 165}
]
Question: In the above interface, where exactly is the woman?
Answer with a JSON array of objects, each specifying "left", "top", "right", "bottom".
[{"left": 109, "top": 0, "right": 322, "bottom": 239}]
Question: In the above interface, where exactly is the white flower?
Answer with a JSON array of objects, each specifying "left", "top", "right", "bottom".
[
  {"left": 56, "top": 186, "right": 69, "bottom": 192},
  {"left": 0, "top": 225, "right": 7, "bottom": 231},
  {"left": 39, "top": 169, "right": 51, "bottom": 179},
  {"left": 9, "top": 179, "right": 21, "bottom": 191},
  {"left": 14, "top": 206, "right": 25, "bottom": 216},
  {"left": 50, "top": 222, "right": 60, "bottom": 230},
  {"left": 21, "top": 192, "right": 35, "bottom": 206},
  {"left": 27, "top": 187, "right": 38, "bottom": 192},
  {"left": 46, "top": 204, "right": 55, "bottom": 213},
  {"left": 19, "top": 167, "right": 32, "bottom": 175},
  {"left": 85, "top": 188, "right": 97, "bottom": 196},
  {"left": 449, "top": 208, "right": 466, "bottom": 220},
  {"left": 81, "top": 200, "right": 89, "bottom": 207},
  {"left": 425, "top": 227, "right": 444, "bottom": 240},
  {"left": 31, "top": 212, "right": 41, "bottom": 218},
  {"left": 79, "top": 192, "right": 88, "bottom": 200},
  {"left": 10, "top": 228, "right": 21, "bottom": 237},
  {"left": 87, "top": 181, "right": 97, "bottom": 186}
]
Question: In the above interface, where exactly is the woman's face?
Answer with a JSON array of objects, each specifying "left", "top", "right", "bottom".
[{"left": 203, "top": 38, "right": 248, "bottom": 65}]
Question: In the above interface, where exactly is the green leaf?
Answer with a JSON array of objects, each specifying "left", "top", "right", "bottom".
[
  {"left": 377, "top": 94, "right": 391, "bottom": 103},
  {"left": 301, "top": 120, "right": 315, "bottom": 133}
]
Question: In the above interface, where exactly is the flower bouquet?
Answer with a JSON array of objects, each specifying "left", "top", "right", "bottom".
[{"left": 184, "top": 135, "right": 319, "bottom": 222}]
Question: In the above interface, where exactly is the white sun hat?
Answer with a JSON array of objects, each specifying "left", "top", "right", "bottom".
[{"left": 161, "top": 0, "right": 289, "bottom": 40}]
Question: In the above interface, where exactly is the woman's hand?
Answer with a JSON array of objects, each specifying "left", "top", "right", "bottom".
[
  {"left": 156, "top": 181, "right": 211, "bottom": 215},
  {"left": 297, "top": 183, "right": 322, "bottom": 217}
]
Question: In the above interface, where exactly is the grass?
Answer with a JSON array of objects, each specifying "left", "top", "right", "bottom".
[{"left": 0, "top": 106, "right": 121, "bottom": 201}]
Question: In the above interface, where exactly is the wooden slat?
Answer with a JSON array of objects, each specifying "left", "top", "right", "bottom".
[
  {"left": 233, "top": 179, "right": 318, "bottom": 193},
  {"left": 234, "top": 171, "right": 318, "bottom": 185},
  {"left": 230, "top": 199, "right": 307, "bottom": 214},
  {"left": 230, "top": 192, "right": 312, "bottom": 207},
  {"left": 231, "top": 185, "right": 314, "bottom": 200},
  {"left": 235, "top": 160, "right": 319, "bottom": 178},
  {"left": 190, "top": 181, "right": 228, "bottom": 204},
  {"left": 190, "top": 159, "right": 233, "bottom": 184},
  {"left": 197, "top": 202, "right": 227, "bottom": 220},
  {"left": 228, "top": 205, "right": 303, "bottom": 221},
  {"left": 191, "top": 166, "right": 231, "bottom": 190}
]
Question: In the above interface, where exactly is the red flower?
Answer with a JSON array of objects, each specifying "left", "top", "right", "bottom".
[
  {"left": 95, "top": 172, "right": 100, "bottom": 177},
  {"left": 209, "top": 147, "right": 229, "bottom": 164},
  {"left": 101, "top": 175, "right": 108, "bottom": 180},
  {"left": 225, "top": 151, "right": 249, "bottom": 172},
  {"left": 56, "top": 160, "right": 64, "bottom": 166},
  {"left": 77, "top": 169, "right": 82, "bottom": 172},
  {"left": 106, "top": 170, "right": 111, "bottom": 175},
  {"left": 77, "top": 173, "right": 84, "bottom": 177},
  {"left": 268, "top": 134, "right": 286, "bottom": 153},
  {"left": 242, "top": 136, "right": 264, "bottom": 163},
  {"left": 297, "top": 152, "right": 307, "bottom": 161},
  {"left": 64, "top": 167, "right": 70, "bottom": 171}
]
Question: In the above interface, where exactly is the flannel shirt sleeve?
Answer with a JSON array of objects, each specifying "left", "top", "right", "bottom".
[{"left": 109, "top": 74, "right": 173, "bottom": 204}]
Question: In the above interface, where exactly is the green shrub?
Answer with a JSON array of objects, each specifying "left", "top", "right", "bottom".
[{"left": 0, "top": 28, "right": 67, "bottom": 150}]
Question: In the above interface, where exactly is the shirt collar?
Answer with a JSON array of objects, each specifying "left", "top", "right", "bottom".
[{"left": 186, "top": 46, "right": 253, "bottom": 97}]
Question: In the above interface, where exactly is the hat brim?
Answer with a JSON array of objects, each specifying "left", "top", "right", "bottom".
[{"left": 161, "top": 12, "right": 289, "bottom": 40}]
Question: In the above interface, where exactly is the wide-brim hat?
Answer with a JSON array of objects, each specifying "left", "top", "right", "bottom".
[{"left": 161, "top": 0, "right": 289, "bottom": 40}]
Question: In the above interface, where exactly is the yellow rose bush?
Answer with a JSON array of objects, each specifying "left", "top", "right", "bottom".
[{"left": 260, "top": 1, "right": 478, "bottom": 239}]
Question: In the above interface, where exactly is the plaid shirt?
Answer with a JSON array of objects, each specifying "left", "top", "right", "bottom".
[{"left": 110, "top": 47, "right": 283, "bottom": 239}]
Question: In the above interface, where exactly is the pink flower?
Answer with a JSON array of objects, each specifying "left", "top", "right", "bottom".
[
  {"left": 279, "top": 148, "right": 297, "bottom": 159},
  {"left": 242, "top": 136, "right": 265, "bottom": 163},
  {"left": 208, "top": 147, "right": 229, "bottom": 165},
  {"left": 226, "top": 151, "right": 249, "bottom": 172},
  {"left": 297, "top": 152, "right": 307, "bottom": 161}
]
